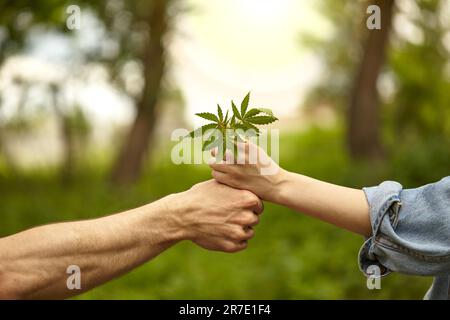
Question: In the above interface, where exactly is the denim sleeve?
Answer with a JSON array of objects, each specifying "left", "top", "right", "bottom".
[{"left": 359, "top": 176, "right": 450, "bottom": 277}]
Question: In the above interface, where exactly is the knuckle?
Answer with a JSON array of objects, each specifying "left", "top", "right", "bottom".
[
  {"left": 212, "top": 171, "right": 226, "bottom": 183},
  {"left": 231, "top": 228, "right": 246, "bottom": 241},
  {"left": 244, "top": 193, "right": 260, "bottom": 207},
  {"left": 250, "top": 215, "right": 259, "bottom": 225},
  {"left": 222, "top": 242, "right": 238, "bottom": 253},
  {"left": 241, "top": 212, "right": 257, "bottom": 225},
  {"left": 239, "top": 241, "right": 248, "bottom": 250},
  {"left": 240, "top": 190, "right": 255, "bottom": 201},
  {"left": 245, "top": 229, "right": 255, "bottom": 239}
]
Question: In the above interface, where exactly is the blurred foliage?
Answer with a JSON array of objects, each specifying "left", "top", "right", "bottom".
[
  {"left": 0, "top": 128, "right": 445, "bottom": 299},
  {"left": 0, "top": 0, "right": 71, "bottom": 62},
  {"left": 80, "top": 0, "right": 186, "bottom": 95},
  {"left": 387, "top": 0, "right": 450, "bottom": 140},
  {"left": 303, "top": 0, "right": 450, "bottom": 148},
  {"left": 301, "top": 0, "right": 366, "bottom": 113},
  {"left": 0, "top": 0, "right": 449, "bottom": 299}
]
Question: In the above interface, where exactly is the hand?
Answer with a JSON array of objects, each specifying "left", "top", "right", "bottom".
[
  {"left": 209, "top": 141, "right": 286, "bottom": 202},
  {"left": 171, "top": 180, "right": 263, "bottom": 253}
]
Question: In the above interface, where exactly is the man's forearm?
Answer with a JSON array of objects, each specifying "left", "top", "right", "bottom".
[
  {"left": 0, "top": 194, "right": 184, "bottom": 299},
  {"left": 274, "top": 171, "right": 371, "bottom": 237}
]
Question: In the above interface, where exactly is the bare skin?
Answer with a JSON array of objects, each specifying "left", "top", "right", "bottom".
[
  {"left": 210, "top": 142, "right": 371, "bottom": 237},
  {"left": 0, "top": 180, "right": 263, "bottom": 299}
]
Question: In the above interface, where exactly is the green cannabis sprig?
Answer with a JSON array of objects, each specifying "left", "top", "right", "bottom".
[{"left": 187, "top": 92, "right": 278, "bottom": 159}]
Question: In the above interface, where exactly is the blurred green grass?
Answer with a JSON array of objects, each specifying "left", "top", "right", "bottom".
[{"left": 1, "top": 127, "right": 448, "bottom": 299}]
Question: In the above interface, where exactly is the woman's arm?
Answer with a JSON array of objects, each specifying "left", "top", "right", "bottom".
[
  {"left": 275, "top": 172, "right": 371, "bottom": 236},
  {"left": 211, "top": 143, "right": 450, "bottom": 281},
  {"left": 210, "top": 142, "right": 371, "bottom": 236}
]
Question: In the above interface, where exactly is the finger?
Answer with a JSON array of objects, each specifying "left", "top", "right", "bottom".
[
  {"left": 234, "top": 240, "right": 248, "bottom": 251},
  {"left": 209, "top": 159, "right": 232, "bottom": 173},
  {"left": 247, "top": 214, "right": 260, "bottom": 227},
  {"left": 240, "top": 212, "right": 259, "bottom": 227},
  {"left": 242, "top": 227, "right": 255, "bottom": 240},
  {"left": 211, "top": 170, "right": 231, "bottom": 185},
  {"left": 249, "top": 198, "right": 264, "bottom": 215},
  {"left": 223, "top": 240, "right": 247, "bottom": 253},
  {"left": 229, "top": 229, "right": 242, "bottom": 241}
]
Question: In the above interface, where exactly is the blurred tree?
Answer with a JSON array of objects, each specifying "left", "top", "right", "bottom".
[
  {"left": 0, "top": 0, "right": 184, "bottom": 183},
  {"left": 387, "top": 0, "right": 450, "bottom": 141},
  {"left": 0, "top": 91, "right": 17, "bottom": 172},
  {"left": 303, "top": 0, "right": 395, "bottom": 159},
  {"left": 0, "top": 0, "right": 69, "bottom": 66},
  {"left": 49, "top": 84, "right": 91, "bottom": 182},
  {"left": 108, "top": 0, "right": 176, "bottom": 185},
  {"left": 348, "top": 0, "right": 395, "bottom": 158},
  {"left": 303, "top": 0, "right": 449, "bottom": 162},
  {"left": 301, "top": 1, "right": 366, "bottom": 113},
  {"left": 0, "top": 0, "right": 69, "bottom": 169},
  {"left": 68, "top": 0, "right": 184, "bottom": 185}
]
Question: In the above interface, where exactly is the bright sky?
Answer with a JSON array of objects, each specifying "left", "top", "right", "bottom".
[
  {"left": 0, "top": 0, "right": 332, "bottom": 128},
  {"left": 173, "top": 0, "right": 330, "bottom": 126}
]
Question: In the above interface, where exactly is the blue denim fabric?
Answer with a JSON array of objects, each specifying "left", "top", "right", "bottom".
[{"left": 359, "top": 177, "right": 450, "bottom": 300}]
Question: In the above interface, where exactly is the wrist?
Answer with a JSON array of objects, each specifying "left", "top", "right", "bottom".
[
  {"left": 141, "top": 193, "right": 191, "bottom": 244},
  {"left": 269, "top": 169, "right": 294, "bottom": 204}
]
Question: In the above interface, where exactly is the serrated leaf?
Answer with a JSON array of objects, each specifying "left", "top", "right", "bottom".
[
  {"left": 233, "top": 125, "right": 257, "bottom": 138},
  {"left": 224, "top": 110, "right": 229, "bottom": 124},
  {"left": 195, "top": 112, "right": 219, "bottom": 123},
  {"left": 230, "top": 115, "right": 236, "bottom": 127},
  {"left": 240, "top": 121, "right": 260, "bottom": 133},
  {"left": 246, "top": 116, "right": 278, "bottom": 125},
  {"left": 241, "top": 92, "right": 250, "bottom": 116},
  {"left": 217, "top": 104, "right": 223, "bottom": 122},
  {"left": 244, "top": 108, "right": 261, "bottom": 118},
  {"left": 235, "top": 122, "right": 259, "bottom": 137},
  {"left": 234, "top": 123, "right": 249, "bottom": 131},
  {"left": 231, "top": 101, "right": 242, "bottom": 120},
  {"left": 188, "top": 123, "right": 217, "bottom": 138},
  {"left": 256, "top": 108, "right": 274, "bottom": 116}
]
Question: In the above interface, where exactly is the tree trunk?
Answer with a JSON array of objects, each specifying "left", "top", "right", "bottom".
[
  {"left": 0, "top": 115, "right": 17, "bottom": 174},
  {"left": 60, "top": 115, "right": 76, "bottom": 183},
  {"left": 111, "top": 0, "right": 169, "bottom": 185},
  {"left": 348, "top": 0, "right": 395, "bottom": 159},
  {"left": 50, "top": 84, "right": 75, "bottom": 182}
]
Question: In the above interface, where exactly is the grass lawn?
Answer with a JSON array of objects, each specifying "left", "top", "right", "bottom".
[{"left": 2, "top": 127, "right": 445, "bottom": 299}]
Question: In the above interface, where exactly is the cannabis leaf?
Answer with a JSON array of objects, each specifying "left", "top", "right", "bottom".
[
  {"left": 188, "top": 123, "right": 217, "bottom": 138},
  {"left": 241, "top": 92, "right": 250, "bottom": 116},
  {"left": 195, "top": 112, "right": 219, "bottom": 123},
  {"left": 217, "top": 104, "right": 223, "bottom": 122},
  {"left": 245, "top": 116, "right": 277, "bottom": 125},
  {"left": 186, "top": 92, "right": 278, "bottom": 158}
]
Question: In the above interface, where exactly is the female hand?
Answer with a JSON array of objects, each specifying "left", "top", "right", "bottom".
[{"left": 209, "top": 141, "right": 287, "bottom": 202}]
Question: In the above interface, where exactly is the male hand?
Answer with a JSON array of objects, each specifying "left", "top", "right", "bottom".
[{"left": 172, "top": 180, "right": 263, "bottom": 253}]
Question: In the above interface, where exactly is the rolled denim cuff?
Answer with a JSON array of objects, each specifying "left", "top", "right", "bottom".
[{"left": 358, "top": 181, "right": 403, "bottom": 277}]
